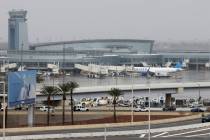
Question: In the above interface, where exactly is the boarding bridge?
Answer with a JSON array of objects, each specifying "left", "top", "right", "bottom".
[
  {"left": 75, "top": 64, "right": 89, "bottom": 71},
  {"left": 88, "top": 64, "right": 108, "bottom": 75},
  {"left": 105, "top": 65, "right": 133, "bottom": 72},
  {"left": 75, "top": 64, "right": 133, "bottom": 74},
  {"left": 75, "top": 64, "right": 108, "bottom": 75},
  {"left": 47, "top": 64, "right": 59, "bottom": 74},
  {"left": 0, "top": 63, "right": 17, "bottom": 72}
]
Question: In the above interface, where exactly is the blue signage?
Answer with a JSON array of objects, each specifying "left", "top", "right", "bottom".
[{"left": 8, "top": 70, "right": 36, "bottom": 107}]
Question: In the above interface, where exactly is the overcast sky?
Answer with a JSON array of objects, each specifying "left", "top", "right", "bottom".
[{"left": 1, "top": 0, "right": 210, "bottom": 43}]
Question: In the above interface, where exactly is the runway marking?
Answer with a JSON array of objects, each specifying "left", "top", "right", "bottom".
[
  {"left": 162, "top": 127, "right": 210, "bottom": 137},
  {"left": 186, "top": 132, "right": 210, "bottom": 137},
  {"left": 139, "top": 134, "right": 146, "bottom": 138},
  {"left": 152, "top": 132, "right": 168, "bottom": 137}
]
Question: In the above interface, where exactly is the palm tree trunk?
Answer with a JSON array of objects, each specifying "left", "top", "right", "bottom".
[
  {"left": 62, "top": 93, "right": 66, "bottom": 125},
  {"left": 5, "top": 106, "right": 8, "bottom": 128},
  {"left": 47, "top": 95, "right": 50, "bottom": 126},
  {"left": 70, "top": 89, "right": 74, "bottom": 125},
  {"left": 114, "top": 99, "right": 117, "bottom": 123}
]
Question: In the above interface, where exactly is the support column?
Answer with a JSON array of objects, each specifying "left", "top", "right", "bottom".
[{"left": 28, "top": 104, "right": 34, "bottom": 127}]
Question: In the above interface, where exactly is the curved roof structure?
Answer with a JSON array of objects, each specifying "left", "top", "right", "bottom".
[{"left": 30, "top": 39, "right": 154, "bottom": 49}]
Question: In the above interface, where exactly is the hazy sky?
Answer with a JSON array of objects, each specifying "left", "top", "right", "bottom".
[{"left": 1, "top": 0, "right": 210, "bottom": 42}]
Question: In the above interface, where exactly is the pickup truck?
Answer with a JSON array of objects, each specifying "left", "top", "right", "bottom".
[
  {"left": 40, "top": 106, "right": 54, "bottom": 112},
  {"left": 134, "top": 107, "right": 149, "bottom": 112},
  {"left": 74, "top": 105, "right": 89, "bottom": 111}
]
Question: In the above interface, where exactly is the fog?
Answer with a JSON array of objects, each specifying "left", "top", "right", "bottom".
[{"left": 1, "top": 0, "right": 210, "bottom": 42}]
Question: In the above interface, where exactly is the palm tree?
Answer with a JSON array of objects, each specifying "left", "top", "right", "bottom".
[
  {"left": 68, "top": 81, "right": 79, "bottom": 125},
  {"left": 108, "top": 88, "right": 123, "bottom": 123},
  {"left": 40, "top": 86, "right": 60, "bottom": 126},
  {"left": 58, "top": 82, "right": 71, "bottom": 125}
]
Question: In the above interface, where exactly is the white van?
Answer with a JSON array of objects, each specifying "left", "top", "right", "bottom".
[
  {"left": 74, "top": 104, "right": 89, "bottom": 111},
  {"left": 40, "top": 106, "right": 54, "bottom": 112}
]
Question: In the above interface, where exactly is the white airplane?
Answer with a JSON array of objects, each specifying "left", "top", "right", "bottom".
[{"left": 134, "top": 62, "right": 183, "bottom": 77}]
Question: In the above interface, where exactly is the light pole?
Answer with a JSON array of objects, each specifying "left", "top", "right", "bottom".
[
  {"left": 62, "top": 44, "right": 65, "bottom": 84},
  {"left": 131, "top": 65, "right": 134, "bottom": 124},
  {"left": 148, "top": 85, "right": 151, "bottom": 140},
  {"left": 197, "top": 83, "right": 201, "bottom": 104},
  {"left": 21, "top": 42, "right": 24, "bottom": 71},
  {"left": 130, "top": 57, "right": 134, "bottom": 124},
  {"left": 1, "top": 82, "right": 6, "bottom": 140},
  {"left": 115, "top": 65, "right": 118, "bottom": 87}
]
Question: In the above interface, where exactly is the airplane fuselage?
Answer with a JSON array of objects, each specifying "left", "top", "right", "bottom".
[{"left": 134, "top": 67, "right": 183, "bottom": 77}]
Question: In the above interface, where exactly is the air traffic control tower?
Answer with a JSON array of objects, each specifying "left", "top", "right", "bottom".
[{"left": 8, "top": 10, "right": 29, "bottom": 50}]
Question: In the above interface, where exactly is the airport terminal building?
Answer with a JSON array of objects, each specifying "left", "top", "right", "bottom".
[
  {"left": 8, "top": 39, "right": 156, "bottom": 69},
  {"left": 2, "top": 10, "right": 210, "bottom": 71}
]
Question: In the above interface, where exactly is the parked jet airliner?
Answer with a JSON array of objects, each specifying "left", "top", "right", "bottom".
[{"left": 134, "top": 62, "right": 183, "bottom": 77}]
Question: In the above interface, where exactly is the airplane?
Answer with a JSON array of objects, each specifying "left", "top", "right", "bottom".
[{"left": 134, "top": 62, "right": 183, "bottom": 77}]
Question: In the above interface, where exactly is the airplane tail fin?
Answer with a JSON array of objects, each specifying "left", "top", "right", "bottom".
[{"left": 175, "top": 62, "right": 182, "bottom": 68}]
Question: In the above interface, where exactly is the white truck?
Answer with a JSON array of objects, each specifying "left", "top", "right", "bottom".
[
  {"left": 134, "top": 107, "right": 149, "bottom": 112},
  {"left": 74, "top": 104, "right": 89, "bottom": 111},
  {"left": 40, "top": 106, "right": 54, "bottom": 112}
]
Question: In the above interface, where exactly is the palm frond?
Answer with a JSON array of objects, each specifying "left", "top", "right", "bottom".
[
  {"left": 58, "top": 81, "right": 79, "bottom": 93},
  {"left": 40, "top": 86, "right": 60, "bottom": 95},
  {"left": 108, "top": 88, "right": 122, "bottom": 98},
  {"left": 68, "top": 81, "right": 79, "bottom": 91}
]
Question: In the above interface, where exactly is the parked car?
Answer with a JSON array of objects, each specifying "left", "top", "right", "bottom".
[
  {"left": 74, "top": 105, "right": 89, "bottom": 111},
  {"left": 134, "top": 107, "right": 148, "bottom": 112},
  {"left": 190, "top": 104, "right": 203, "bottom": 108},
  {"left": 162, "top": 106, "right": 176, "bottom": 111},
  {"left": 0, "top": 104, "right": 3, "bottom": 111},
  {"left": 14, "top": 105, "right": 28, "bottom": 110},
  {"left": 40, "top": 106, "right": 54, "bottom": 112},
  {"left": 191, "top": 107, "right": 204, "bottom": 112},
  {"left": 202, "top": 114, "right": 210, "bottom": 123}
]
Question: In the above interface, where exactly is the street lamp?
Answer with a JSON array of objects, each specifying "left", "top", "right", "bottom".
[
  {"left": 1, "top": 82, "right": 6, "bottom": 140},
  {"left": 62, "top": 44, "right": 65, "bottom": 84},
  {"left": 148, "top": 85, "right": 151, "bottom": 140},
  {"left": 131, "top": 65, "right": 134, "bottom": 124},
  {"left": 130, "top": 57, "right": 134, "bottom": 124},
  {"left": 197, "top": 83, "right": 201, "bottom": 104},
  {"left": 20, "top": 42, "right": 24, "bottom": 71}
]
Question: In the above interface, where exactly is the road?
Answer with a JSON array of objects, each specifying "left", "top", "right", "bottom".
[
  {"left": 1, "top": 118, "right": 210, "bottom": 140},
  {"left": 39, "top": 125, "right": 210, "bottom": 140},
  {"left": 63, "top": 136, "right": 210, "bottom": 140}
]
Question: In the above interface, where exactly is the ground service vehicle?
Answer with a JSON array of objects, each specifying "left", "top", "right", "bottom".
[
  {"left": 134, "top": 107, "right": 149, "bottom": 112},
  {"left": 74, "top": 105, "right": 89, "bottom": 111},
  {"left": 40, "top": 106, "right": 54, "bottom": 112}
]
